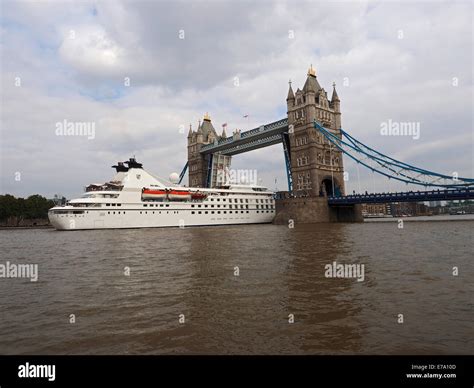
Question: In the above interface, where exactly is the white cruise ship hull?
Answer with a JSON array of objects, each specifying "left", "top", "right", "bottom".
[
  {"left": 49, "top": 205, "right": 275, "bottom": 230},
  {"left": 48, "top": 158, "right": 276, "bottom": 230}
]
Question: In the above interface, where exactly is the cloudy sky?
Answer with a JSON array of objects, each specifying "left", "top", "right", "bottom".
[{"left": 1, "top": 0, "right": 472, "bottom": 198}]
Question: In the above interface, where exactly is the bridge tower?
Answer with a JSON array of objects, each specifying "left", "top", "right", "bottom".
[
  {"left": 286, "top": 66, "right": 345, "bottom": 197},
  {"left": 187, "top": 113, "right": 229, "bottom": 187}
]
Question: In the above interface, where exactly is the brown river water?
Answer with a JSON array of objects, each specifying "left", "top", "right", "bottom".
[{"left": 0, "top": 220, "right": 472, "bottom": 354}]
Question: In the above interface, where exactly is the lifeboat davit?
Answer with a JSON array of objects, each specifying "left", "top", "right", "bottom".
[
  {"left": 167, "top": 189, "right": 191, "bottom": 201},
  {"left": 142, "top": 188, "right": 167, "bottom": 200}
]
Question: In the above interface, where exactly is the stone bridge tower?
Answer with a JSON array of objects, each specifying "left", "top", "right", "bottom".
[
  {"left": 286, "top": 66, "right": 345, "bottom": 197},
  {"left": 187, "top": 113, "right": 217, "bottom": 187},
  {"left": 187, "top": 113, "right": 228, "bottom": 188}
]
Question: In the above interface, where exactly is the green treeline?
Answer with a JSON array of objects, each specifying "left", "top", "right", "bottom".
[{"left": 0, "top": 194, "right": 56, "bottom": 221}]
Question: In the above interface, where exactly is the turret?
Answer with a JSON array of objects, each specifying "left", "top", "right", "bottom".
[
  {"left": 196, "top": 119, "right": 203, "bottom": 142},
  {"left": 286, "top": 80, "right": 295, "bottom": 105},
  {"left": 331, "top": 82, "right": 341, "bottom": 128},
  {"left": 331, "top": 82, "right": 340, "bottom": 111}
]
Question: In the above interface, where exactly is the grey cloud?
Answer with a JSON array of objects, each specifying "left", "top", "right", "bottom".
[{"left": 0, "top": 0, "right": 472, "bottom": 198}]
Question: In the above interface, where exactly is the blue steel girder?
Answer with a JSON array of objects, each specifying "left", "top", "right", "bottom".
[
  {"left": 328, "top": 188, "right": 474, "bottom": 205},
  {"left": 200, "top": 118, "right": 288, "bottom": 156},
  {"left": 178, "top": 161, "right": 188, "bottom": 184},
  {"left": 281, "top": 133, "right": 293, "bottom": 192},
  {"left": 215, "top": 133, "right": 284, "bottom": 156},
  {"left": 205, "top": 154, "right": 213, "bottom": 188}
]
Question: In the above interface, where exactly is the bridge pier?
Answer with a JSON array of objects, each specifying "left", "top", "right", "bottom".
[
  {"left": 274, "top": 197, "right": 363, "bottom": 224},
  {"left": 329, "top": 204, "right": 364, "bottom": 222}
]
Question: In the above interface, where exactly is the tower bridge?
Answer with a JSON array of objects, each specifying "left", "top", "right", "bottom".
[{"left": 182, "top": 66, "right": 473, "bottom": 223}]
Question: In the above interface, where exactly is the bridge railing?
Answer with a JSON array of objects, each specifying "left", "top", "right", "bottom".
[
  {"left": 274, "top": 191, "right": 320, "bottom": 200},
  {"left": 274, "top": 188, "right": 473, "bottom": 203},
  {"left": 328, "top": 188, "right": 473, "bottom": 204}
]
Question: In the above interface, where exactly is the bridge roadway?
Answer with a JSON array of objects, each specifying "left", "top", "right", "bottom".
[
  {"left": 200, "top": 118, "right": 288, "bottom": 156},
  {"left": 327, "top": 188, "right": 473, "bottom": 205}
]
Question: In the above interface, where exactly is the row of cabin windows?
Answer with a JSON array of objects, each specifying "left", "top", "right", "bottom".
[
  {"left": 190, "top": 210, "right": 274, "bottom": 215},
  {"left": 139, "top": 211, "right": 178, "bottom": 214},
  {"left": 101, "top": 199, "right": 273, "bottom": 208},
  {"left": 191, "top": 204, "right": 274, "bottom": 209},
  {"left": 81, "top": 204, "right": 274, "bottom": 213},
  {"left": 191, "top": 204, "right": 249, "bottom": 209},
  {"left": 104, "top": 204, "right": 275, "bottom": 212},
  {"left": 209, "top": 198, "right": 272, "bottom": 203},
  {"left": 211, "top": 198, "right": 272, "bottom": 203},
  {"left": 65, "top": 208, "right": 275, "bottom": 216}
]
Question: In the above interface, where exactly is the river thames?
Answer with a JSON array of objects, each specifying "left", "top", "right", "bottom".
[{"left": 0, "top": 218, "right": 472, "bottom": 354}]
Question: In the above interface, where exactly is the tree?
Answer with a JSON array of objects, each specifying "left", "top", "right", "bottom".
[{"left": 0, "top": 194, "right": 55, "bottom": 221}]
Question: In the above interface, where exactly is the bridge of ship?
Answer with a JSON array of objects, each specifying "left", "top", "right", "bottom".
[{"left": 179, "top": 117, "right": 474, "bottom": 203}]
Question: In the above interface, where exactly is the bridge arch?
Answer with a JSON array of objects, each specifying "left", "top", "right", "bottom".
[{"left": 320, "top": 176, "right": 342, "bottom": 197}]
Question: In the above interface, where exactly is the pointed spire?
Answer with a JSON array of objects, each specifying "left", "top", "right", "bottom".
[
  {"left": 221, "top": 127, "right": 227, "bottom": 138},
  {"left": 188, "top": 123, "right": 193, "bottom": 137},
  {"left": 287, "top": 79, "right": 295, "bottom": 100},
  {"left": 197, "top": 119, "right": 202, "bottom": 134},
  {"left": 303, "top": 64, "right": 321, "bottom": 93},
  {"left": 200, "top": 113, "right": 217, "bottom": 141},
  {"left": 331, "top": 82, "right": 340, "bottom": 102}
]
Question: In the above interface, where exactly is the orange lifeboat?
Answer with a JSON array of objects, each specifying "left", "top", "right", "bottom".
[
  {"left": 142, "top": 188, "right": 167, "bottom": 200},
  {"left": 167, "top": 189, "right": 191, "bottom": 201}
]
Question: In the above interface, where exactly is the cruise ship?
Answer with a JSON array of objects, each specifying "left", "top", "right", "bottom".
[{"left": 48, "top": 158, "right": 276, "bottom": 230}]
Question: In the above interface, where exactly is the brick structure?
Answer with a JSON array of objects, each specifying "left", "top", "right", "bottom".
[{"left": 286, "top": 65, "right": 345, "bottom": 197}]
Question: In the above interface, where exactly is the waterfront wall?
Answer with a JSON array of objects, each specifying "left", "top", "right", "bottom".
[
  {"left": 0, "top": 217, "right": 50, "bottom": 227},
  {"left": 274, "top": 197, "right": 363, "bottom": 224}
]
